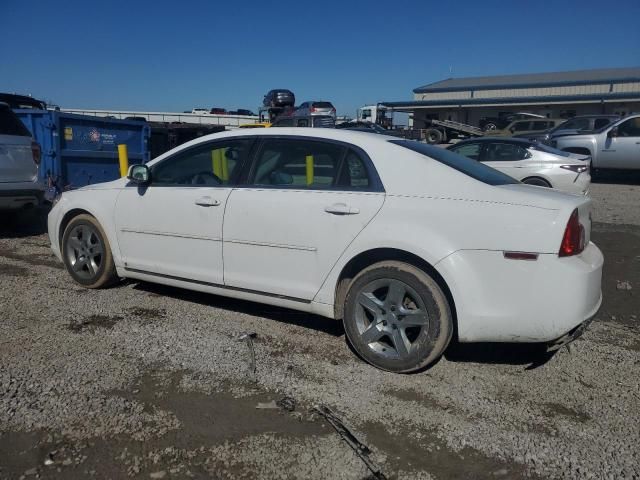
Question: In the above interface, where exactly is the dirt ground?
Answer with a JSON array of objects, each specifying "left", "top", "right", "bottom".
[{"left": 0, "top": 178, "right": 638, "bottom": 479}]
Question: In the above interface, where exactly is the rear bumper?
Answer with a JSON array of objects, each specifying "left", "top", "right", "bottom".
[
  {"left": 0, "top": 189, "right": 44, "bottom": 209},
  {"left": 436, "top": 242, "right": 604, "bottom": 343}
]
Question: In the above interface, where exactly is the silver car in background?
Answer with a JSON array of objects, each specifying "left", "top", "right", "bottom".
[
  {"left": 448, "top": 137, "right": 590, "bottom": 195},
  {"left": 0, "top": 103, "right": 43, "bottom": 210},
  {"left": 295, "top": 101, "right": 336, "bottom": 119}
]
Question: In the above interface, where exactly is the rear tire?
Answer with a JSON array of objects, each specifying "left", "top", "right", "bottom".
[
  {"left": 61, "top": 214, "right": 118, "bottom": 289},
  {"left": 424, "top": 128, "right": 443, "bottom": 145},
  {"left": 522, "top": 177, "right": 552, "bottom": 188},
  {"left": 343, "top": 261, "right": 453, "bottom": 373},
  {"left": 484, "top": 123, "right": 498, "bottom": 131}
]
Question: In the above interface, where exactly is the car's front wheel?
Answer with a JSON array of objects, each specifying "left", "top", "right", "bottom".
[
  {"left": 62, "top": 214, "right": 118, "bottom": 288},
  {"left": 343, "top": 261, "right": 453, "bottom": 373}
]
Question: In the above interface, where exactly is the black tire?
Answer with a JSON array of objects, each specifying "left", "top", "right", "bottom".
[
  {"left": 61, "top": 214, "right": 118, "bottom": 289},
  {"left": 483, "top": 123, "right": 498, "bottom": 131},
  {"left": 424, "top": 128, "right": 443, "bottom": 144},
  {"left": 522, "top": 177, "right": 552, "bottom": 188},
  {"left": 343, "top": 261, "right": 453, "bottom": 373}
]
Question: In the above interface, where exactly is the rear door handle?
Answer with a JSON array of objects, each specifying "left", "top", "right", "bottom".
[
  {"left": 324, "top": 203, "right": 359, "bottom": 215},
  {"left": 195, "top": 196, "right": 220, "bottom": 207}
]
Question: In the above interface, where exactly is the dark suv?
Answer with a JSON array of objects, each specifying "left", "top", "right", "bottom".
[{"left": 263, "top": 89, "right": 295, "bottom": 108}]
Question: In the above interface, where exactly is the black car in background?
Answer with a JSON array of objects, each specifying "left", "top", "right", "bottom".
[{"left": 263, "top": 89, "right": 295, "bottom": 108}]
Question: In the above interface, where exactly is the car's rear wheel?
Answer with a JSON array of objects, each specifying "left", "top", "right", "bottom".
[
  {"left": 483, "top": 123, "right": 498, "bottom": 131},
  {"left": 343, "top": 261, "right": 453, "bottom": 373},
  {"left": 424, "top": 128, "right": 443, "bottom": 144},
  {"left": 522, "top": 177, "right": 552, "bottom": 188},
  {"left": 62, "top": 214, "right": 118, "bottom": 288}
]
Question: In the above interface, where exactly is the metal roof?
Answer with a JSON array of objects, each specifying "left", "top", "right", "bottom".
[
  {"left": 382, "top": 92, "right": 640, "bottom": 110},
  {"left": 413, "top": 67, "right": 640, "bottom": 93}
]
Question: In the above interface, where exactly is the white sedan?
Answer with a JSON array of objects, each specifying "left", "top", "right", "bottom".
[
  {"left": 48, "top": 129, "right": 603, "bottom": 372},
  {"left": 447, "top": 137, "right": 591, "bottom": 195}
]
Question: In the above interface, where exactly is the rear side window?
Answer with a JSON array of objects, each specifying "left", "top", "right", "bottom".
[
  {"left": 594, "top": 118, "right": 612, "bottom": 129},
  {"left": 252, "top": 138, "right": 345, "bottom": 188},
  {"left": 531, "top": 121, "right": 550, "bottom": 131},
  {"left": 450, "top": 143, "right": 481, "bottom": 160},
  {"left": 0, "top": 107, "right": 31, "bottom": 136},
  {"left": 337, "top": 150, "right": 370, "bottom": 189},
  {"left": 390, "top": 140, "right": 518, "bottom": 186},
  {"left": 512, "top": 122, "right": 531, "bottom": 132},
  {"left": 484, "top": 143, "right": 529, "bottom": 161}
]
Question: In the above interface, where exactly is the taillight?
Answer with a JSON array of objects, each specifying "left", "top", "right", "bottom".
[
  {"left": 31, "top": 142, "right": 41, "bottom": 166},
  {"left": 560, "top": 164, "right": 589, "bottom": 173},
  {"left": 559, "top": 209, "right": 585, "bottom": 257},
  {"left": 310, "top": 107, "right": 316, "bottom": 113}
]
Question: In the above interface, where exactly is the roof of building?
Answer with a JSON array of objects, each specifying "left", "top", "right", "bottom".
[
  {"left": 413, "top": 67, "right": 640, "bottom": 93},
  {"left": 382, "top": 91, "right": 640, "bottom": 110}
]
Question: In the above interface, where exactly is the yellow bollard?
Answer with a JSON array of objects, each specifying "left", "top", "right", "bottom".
[
  {"left": 221, "top": 148, "right": 229, "bottom": 181},
  {"left": 306, "top": 155, "right": 314, "bottom": 185},
  {"left": 212, "top": 149, "right": 222, "bottom": 178},
  {"left": 118, "top": 144, "right": 129, "bottom": 177}
]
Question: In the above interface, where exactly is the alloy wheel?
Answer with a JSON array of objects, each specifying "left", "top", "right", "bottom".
[
  {"left": 65, "top": 224, "right": 104, "bottom": 280},
  {"left": 354, "top": 278, "right": 429, "bottom": 360}
]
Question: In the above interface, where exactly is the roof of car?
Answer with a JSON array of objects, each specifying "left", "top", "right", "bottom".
[{"left": 451, "top": 137, "right": 534, "bottom": 147}]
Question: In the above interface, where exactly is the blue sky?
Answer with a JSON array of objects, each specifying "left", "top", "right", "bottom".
[{"left": 1, "top": 0, "right": 639, "bottom": 117}]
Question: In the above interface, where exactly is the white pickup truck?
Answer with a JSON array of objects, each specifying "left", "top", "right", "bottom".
[{"left": 553, "top": 114, "right": 640, "bottom": 170}]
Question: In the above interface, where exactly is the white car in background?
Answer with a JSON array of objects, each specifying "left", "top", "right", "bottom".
[
  {"left": 448, "top": 137, "right": 591, "bottom": 195},
  {"left": 0, "top": 102, "right": 43, "bottom": 210},
  {"left": 48, "top": 129, "right": 603, "bottom": 373}
]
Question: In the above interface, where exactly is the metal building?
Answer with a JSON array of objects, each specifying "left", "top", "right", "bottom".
[{"left": 383, "top": 67, "right": 640, "bottom": 129}]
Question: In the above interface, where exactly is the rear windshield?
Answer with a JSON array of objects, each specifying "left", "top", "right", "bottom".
[
  {"left": 389, "top": 140, "right": 518, "bottom": 186},
  {"left": 313, "top": 102, "right": 333, "bottom": 108},
  {"left": 0, "top": 107, "right": 31, "bottom": 136}
]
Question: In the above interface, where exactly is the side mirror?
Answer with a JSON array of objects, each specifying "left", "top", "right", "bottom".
[
  {"left": 607, "top": 127, "right": 618, "bottom": 138},
  {"left": 127, "top": 164, "right": 151, "bottom": 185},
  {"left": 509, "top": 127, "right": 516, "bottom": 133}
]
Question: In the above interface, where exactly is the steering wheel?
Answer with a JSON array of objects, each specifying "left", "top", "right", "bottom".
[{"left": 191, "top": 171, "right": 222, "bottom": 185}]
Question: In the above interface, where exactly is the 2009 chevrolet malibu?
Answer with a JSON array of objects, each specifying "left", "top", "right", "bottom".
[{"left": 48, "top": 128, "right": 603, "bottom": 372}]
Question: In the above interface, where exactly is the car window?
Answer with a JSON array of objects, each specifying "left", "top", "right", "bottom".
[
  {"left": 560, "top": 118, "right": 590, "bottom": 130},
  {"left": 336, "top": 149, "right": 370, "bottom": 189},
  {"left": 151, "top": 138, "right": 253, "bottom": 186},
  {"left": 484, "top": 143, "right": 529, "bottom": 161},
  {"left": 251, "top": 138, "right": 345, "bottom": 188},
  {"left": 313, "top": 102, "right": 333, "bottom": 108},
  {"left": 512, "top": 122, "right": 530, "bottom": 132},
  {"left": 531, "top": 121, "right": 550, "bottom": 131},
  {"left": 0, "top": 106, "right": 31, "bottom": 136},
  {"left": 617, "top": 118, "right": 640, "bottom": 137},
  {"left": 594, "top": 118, "right": 612, "bottom": 129},
  {"left": 390, "top": 140, "right": 518, "bottom": 186},
  {"left": 450, "top": 143, "right": 481, "bottom": 160}
]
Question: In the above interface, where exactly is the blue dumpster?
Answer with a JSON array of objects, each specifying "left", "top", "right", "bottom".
[{"left": 15, "top": 110, "right": 150, "bottom": 193}]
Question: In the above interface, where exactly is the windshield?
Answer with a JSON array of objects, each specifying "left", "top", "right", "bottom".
[
  {"left": 531, "top": 143, "right": 572, "bottom": 157},
  {"left": 390, "top": 140, "right": 518, "bottom": 186}
]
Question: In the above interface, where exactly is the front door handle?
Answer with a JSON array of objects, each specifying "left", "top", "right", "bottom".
[
  {"left": 324, "top": 203, "right": 359, "bottom": 215},
  {"left": 195, "top": 196, "right": 220, "bottom": 207}
]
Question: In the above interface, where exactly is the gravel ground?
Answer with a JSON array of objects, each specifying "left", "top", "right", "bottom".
[{"left": 0, "top": 180, "right": 639, "bottom": 479}]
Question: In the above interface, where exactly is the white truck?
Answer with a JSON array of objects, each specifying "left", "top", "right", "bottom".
[{"left": 553, "top": 114, "right": 640, "bottom": 170}]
